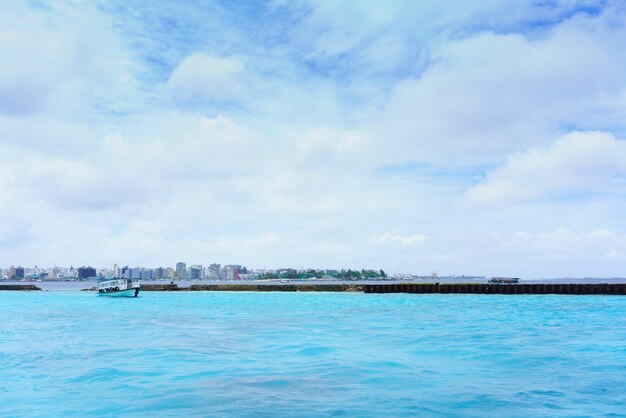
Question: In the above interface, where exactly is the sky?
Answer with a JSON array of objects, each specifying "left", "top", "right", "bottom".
[{"left": 1, "top": 0, "right": 626, "bottom": 278}]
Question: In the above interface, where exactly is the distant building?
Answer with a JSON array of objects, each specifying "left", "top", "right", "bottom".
[
  {"left": 189, "top": 265, "right": 203, "bottom": 280},
  {"left": 155, "top": 267, "right": 166, "bottom": 280},
  {"left": 208, "top": 264, "right": 221, "bottom": 279},
  {"left": 78, "top": 266, "right": 97, "bottom": 279},
  {"left": 8, "top": 265, "right": 24, "bottom": 279},
  {"left": 175, "top": 262, "right": 188, "bottom": 279},
  {"left": 119, "top": 267, "right": 141, "bottom": 279},
  {"left": 223, "top": 265, "right": 240, "bottom": 281}
]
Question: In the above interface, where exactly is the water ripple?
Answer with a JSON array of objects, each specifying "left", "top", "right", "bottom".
[{"left": 1, "top": 292, "right": 626, "bottom": 416}]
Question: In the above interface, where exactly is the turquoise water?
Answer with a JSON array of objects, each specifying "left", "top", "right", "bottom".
[{"left": 1, "top": 292, "right": 626, "bottom": 417}]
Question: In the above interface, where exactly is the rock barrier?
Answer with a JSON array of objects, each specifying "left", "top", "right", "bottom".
[
  {"left": 0, "top": 284, "right": 42, "bottom": 291},
  {"left": 188, "top": 284, "right": 364, "bottom": 292},
  {"left": 25, "top": 282, "right": 623, "bottom": 295},
  {"left": 140, "top": 284, "right": 180, "bottom": 291},
  {"left": 362, "top": 283, "right": 626, "bottom": 295},
  {"left": 139, "top": 283, "right": 364, "bottom": 292}
]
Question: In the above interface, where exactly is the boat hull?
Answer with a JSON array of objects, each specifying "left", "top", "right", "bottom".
[{"left": 98, "top": 288, "right": 140, "bottom": 297}]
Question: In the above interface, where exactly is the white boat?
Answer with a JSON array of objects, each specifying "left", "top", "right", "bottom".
[{"left": 97, "top": 278, "right": 141, "bottom": 297}]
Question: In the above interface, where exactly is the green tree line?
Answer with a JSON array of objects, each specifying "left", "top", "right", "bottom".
[{"left": 257, "top": 269, "right": 386, "bottom": 280}]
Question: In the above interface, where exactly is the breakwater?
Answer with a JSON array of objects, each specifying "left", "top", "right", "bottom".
[
  {"left": 140, "top": 283, "right": 364, "bottom": 292},
  {"left": 3, "top": 282, "right": 626, "bottom": 294},
  {"left": 0, "top": 284, "right": 42, "bottom": 291},
  {"left": 363, "top": 283, "right": 626, "bottom": 294},
  {"left": 140, "top": 284, "right": 180, "bottom": 291},
  {"left": 137, "top": 282, "right": 626, "bottom": 294}
]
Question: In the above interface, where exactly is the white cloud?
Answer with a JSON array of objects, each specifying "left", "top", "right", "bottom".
[
  {"left": 215, "top": 233, "right": 280, "bottom": 249},
  {"left": 466, "top": 131, "right": 626, "bottom": 206},
  {"left": 370, "top": 7, "right": 626, "bottom": 164},
  {"left": 287, "top": 0, "right": 609, "bottom": 78},
  {"left": 502, "top": 228, "right": 626, "bottom": 268},
  {"left": 167, "top": 53, "right": 244, "bottom": 101},
  {"left": 606, "top": 249, "right": 625, "bottom": 260},
  {"left": 0, "top": 2, "right": 136, "bottom": 117},
  {"left": 589, "top": 229, "right": 612, "bottom": 238},
  {"left": 372, "top": 233, "right": 426, "bottom": 245}
]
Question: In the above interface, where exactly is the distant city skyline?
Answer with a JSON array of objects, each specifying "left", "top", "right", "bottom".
[
  {"left": 0, "top": 262, "right": 405, "bottom": 281},
  {"left": 1, "top": 1, "right": 626, "bottom": 278}
]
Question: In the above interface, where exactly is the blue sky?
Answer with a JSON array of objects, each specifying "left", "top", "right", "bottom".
[{"left": 1, "top": 0, "right": 626, "bottom": 277}]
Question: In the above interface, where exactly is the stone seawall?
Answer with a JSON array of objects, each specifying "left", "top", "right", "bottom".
[
  {"left": 5, "top": 282, "right": 621, "bottom": 294},
  {"left": 139, "top": 282, "right": 626, "bottom": 294},
  {"left": 0, "top": 284, "right": 42, "bottom": 291},
  {"left": 140, "top": 284, "right": 180, "bottom": 291},
  {"left": 140, "top": 283, "right": 364, "bottom": 292},
  {"left": 363, "top": 283, "right": 626, "bottom": 295},
  {"left": 188, "top": 284, "right": 364, "bottom": 292}
]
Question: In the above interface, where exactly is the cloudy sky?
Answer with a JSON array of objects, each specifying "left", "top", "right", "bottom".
[{"left": 1, "top": 0, "right": 626, "bottom": 277}]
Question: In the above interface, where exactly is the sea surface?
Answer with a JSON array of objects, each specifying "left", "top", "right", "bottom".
[{"left": 1, "top": 292, "right": 626, "bottom": 417}]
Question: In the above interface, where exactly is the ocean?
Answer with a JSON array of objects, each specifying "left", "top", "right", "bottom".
[{"left": 1, "top": 291, "right": 625, "bottom": 416}]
